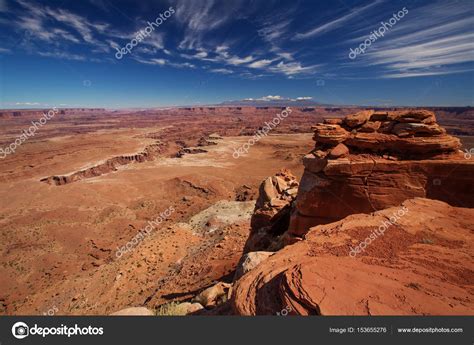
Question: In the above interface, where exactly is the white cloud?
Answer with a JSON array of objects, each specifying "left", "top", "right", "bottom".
[
  {"left": 176, "top": 0, "right": 244, "bottom": 50},
  {"left": 210, "top": 68, "right": 234, "bottom": 74},
  {"left": 227, "top": 55, "right": 255, "bottom": 66},
  {"left": 269, "top": 61, "right": 319, "bottom": 76},
  {"left": 15, "top": 102, "right": 41, "bottom": 106},
  {"left": 134, "top": 57, "right": 195, "bottom": 69},
  {"left": 294, "top": 0, "right": 382, "bottom": 40},
  {"left": 247, "top": 59, "right": 275, "bottom": 68},
  {"left": 15, "top": 0, "right": 110, "bottom": 53},
  {"left": 260, "top": 95, "right": 283, "bottom": 101},
  {"left": 241, "top": 95, "right": 315, "bottom": 102},
  {"left": 350, "top": 1, "right": 474, "bottom": 78},
  {"left": 258, "top": 19, "right": 292, "bottom": 42}
]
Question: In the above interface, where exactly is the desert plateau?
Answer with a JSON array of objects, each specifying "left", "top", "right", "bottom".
[{"left": 0, "top": 106, "right": 473, "bottom": 316}]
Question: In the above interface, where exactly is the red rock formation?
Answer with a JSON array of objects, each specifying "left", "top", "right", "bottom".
[
  {"left": 40, "top": 142, "right": 164, "bottom": 186},
  {"left": 244, "top": 169, "right": 299, "bottom": 252},
  {"left": 288, "top": 110, "right": 474, "bottom": 237},
  {"left": 232, "top": 198, "right": 474, "bottom": 315}
]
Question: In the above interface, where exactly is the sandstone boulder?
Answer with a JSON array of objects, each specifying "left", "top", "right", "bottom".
[
  {"left": 359, "top": 120, "right": 381, "bottom": 133},
  {"left": 344, "top": 110, "right": 374, "bottom": 128},
  {"left": 246, "top": 169, "right": 299, "bottom": 252},
  {"left": 194, "top": 282, "right": 232, "bottom": 308},
  {"left": 252, "top": 169, "right": 298, "bottom": 229},
  {"left": 312, "top": 124, "right": 349, "bottom": 146},
  {"left": 328, "top": 143, "right": 349, "bottom": 159},
  {"left": 234, "top": 251, "right": 274, "bottom": 280},
  {"left": 257, "top": 177, "right": 277, "bottom": 206}
]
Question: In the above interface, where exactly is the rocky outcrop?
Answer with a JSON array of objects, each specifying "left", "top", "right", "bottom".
[
  {"left": 41, "top": 142, "right": 164, "bottom": 186},
  {"left": 288, "top": 110, "right": 473, "bottom": 237},
  {"left": 244, "top": 169, "right": 299, "bottom": 252},
  {"left": 176, "top": 147, "right": 208, "bottom": 157},
  {"left": 232, "top": 198, "right": 474, "bottom": 315}
]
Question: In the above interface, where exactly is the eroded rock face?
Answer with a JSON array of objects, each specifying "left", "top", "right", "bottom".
[
  {"left": 232, "top": 198, "right": 474, "bottom": 315},
  {"left": 244, "top": 169, "right": 299, "bottom": 252},
  {"left": 288, "top": 109, "right": 473, "bottom": 237},
  {"left": 40, "top": 143, "right": 164, "bottom": 186}
]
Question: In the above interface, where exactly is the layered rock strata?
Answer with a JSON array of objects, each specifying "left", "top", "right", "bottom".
[
  {"left": 288, "top": 110, "right": 474, "bottom": 237},
  {"left": 41, "top": 142, "right": 164, "bottom": 186}
]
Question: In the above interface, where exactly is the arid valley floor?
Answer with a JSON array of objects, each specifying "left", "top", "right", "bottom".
[{"left": 0, "top": 106, "right": 473, "bottom": 316}]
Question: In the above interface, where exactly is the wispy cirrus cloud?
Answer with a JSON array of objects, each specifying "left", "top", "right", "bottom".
[
  {"left": 294, "top": 0, "right": 383, "bottom": 40},
  {"left": 210, "top": 68, "right": 234, "bottom": 74},
  {"left": 134, "top": 56, "right": 195, "bottom": 69},
  {"left": 2, "top": 0, "right": 471, "bottom": 82},
  {"left": 347, "top": 1, "right": 474, "bottom": 78}
]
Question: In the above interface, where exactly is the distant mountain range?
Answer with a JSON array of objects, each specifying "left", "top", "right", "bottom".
[{"left": 218, "top": 96, "right": 335, "bottom": 107}]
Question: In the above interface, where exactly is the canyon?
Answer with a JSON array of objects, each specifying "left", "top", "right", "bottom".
[{"left": 0, "top": 107, "right": 472, "bottom": 316}]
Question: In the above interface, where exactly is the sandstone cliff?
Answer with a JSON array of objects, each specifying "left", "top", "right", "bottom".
[{"left": 288, "top": 109, "right": 473, "bottom": 238}]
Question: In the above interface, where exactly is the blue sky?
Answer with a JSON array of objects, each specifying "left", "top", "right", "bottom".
[{"left": 0, "top": 0, "right": 473, "bottom": 108}]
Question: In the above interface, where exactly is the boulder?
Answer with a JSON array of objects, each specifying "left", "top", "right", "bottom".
[
  {"left": 272, "top": 176, "right": 288, "bottom": 193},
  {"left": 328, "top": 143, "right": 349, "bottom": 159},
  {"left": 156, "top": 302, "right": 204, "bottom": 315},
  {"left": 257, "top": 177, "right": 277, "bottom": 206},
  {"left": 234, "top": 251, "right": 274, "bottom": 280},
  {"left": 359, "top": 121, "right": 381, "bottom": 133},
  {"left": 247, "top": 170, "right": 299, "bottom": 252},
  {"left": 193, "top": 282, "right": 232, "bottom": 308},
  {"left": 312, "top": 124, "right": 349, "bottom": 146},
  {"left": 344, "top": 110, "right": 374, "bottom": 128}
]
